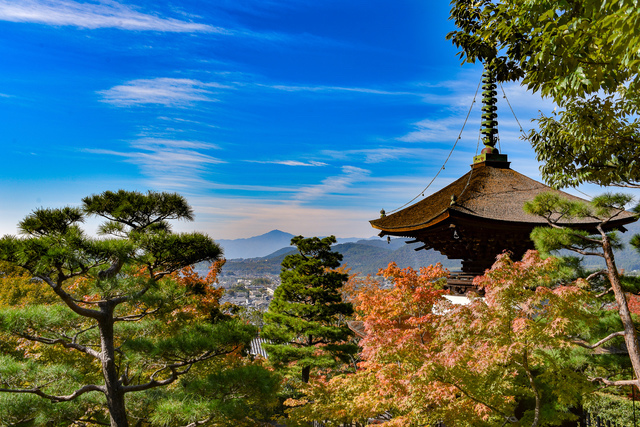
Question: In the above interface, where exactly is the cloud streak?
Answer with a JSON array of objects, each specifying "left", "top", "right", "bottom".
[
  {"left": 84, "top": 137, "right": 224, "bottom": 188},
  {"left": 322, "top": 147, "right": 454, "bottom": 164},
  {"left": 0, "top": 0, "right": 224, "bottom": 32},
  {"left": 247, "top": 159, "right": 328, "bottom": 167},
  {"left": 259, "top": 83, "right": 426, "bottom": 97},
  {"left": 98, "top": 78, "right": 230, "bottom": 107},
  {"left": 186, "top": 195, "right": 376, "bottom": 240},
  {"left": 295, "top": 166, "right": 370, "bottom": 202}
]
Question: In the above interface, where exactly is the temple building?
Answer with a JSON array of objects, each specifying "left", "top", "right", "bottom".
[{"left": 370, "top": 68, "right": 637, "bottom": 294}]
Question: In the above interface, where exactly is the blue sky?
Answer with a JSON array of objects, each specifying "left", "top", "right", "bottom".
[{"left": 0, "top": 0, "right": 576, "bottom": 239}]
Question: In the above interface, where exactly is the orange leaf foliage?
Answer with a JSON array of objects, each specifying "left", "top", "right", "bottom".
[
  {"left": 171, "top": 259, "right": 226, "bottom": 322},
  {"left": 289, "top": 253, "right": 598, "bottom": 426}
]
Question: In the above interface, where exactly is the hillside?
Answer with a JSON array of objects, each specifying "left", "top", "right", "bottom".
[
  {"left": 221, "top": 238, "right": 461, "bottom": 276},
  {"left": 217, "top": 230, "right": 368, "bottom": 259},
  {"left": 218, "top": 221, "right": 640, "bottom": 277}
]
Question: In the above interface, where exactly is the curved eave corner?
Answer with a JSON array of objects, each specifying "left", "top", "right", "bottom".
[{"left": 369, "top": 211, "right": 451, "bottom": 236}]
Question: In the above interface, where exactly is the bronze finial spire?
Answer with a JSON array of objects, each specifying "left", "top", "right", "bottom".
[
  {"left": 480, "top": 66, "right": 498, "bottom": 153},
  {"left": 474, "top": 64, "right": 508, "bottom": 165}
]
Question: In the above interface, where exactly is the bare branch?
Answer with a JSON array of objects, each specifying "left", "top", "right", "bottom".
[
  {"left": 37, "top": 275, "right": 103, "bottom": 320},
  {"left": 73, "top": 325, "right": 98, "bottom": 343},
  {"left": 123, "top": 347, "right": 238, "bottom": 393},
  {"left": 522, "top": 350, "right": 540, "bottom": 427},
  {"left": 110, "top": 285, "right": 152, "bottom": 306},
  {"left": 595, "top": 287, "right": 613, "bottom": 298},
  {"left": 114, "top": 307, "right": 160, "bottom": 323},
  {"left": 565, "top": 247, "right": 603, "bottom": 257},
  {"left": 183, "top": 418, "right": 213, "bottom": 427},
  {"left": 589, "top": 377, "right": 640, "bottom": 387},
  {"left": 570, "top": 331, "right": 625, "bottom": 349},
  {"left": 586, "top": 270, "right": 607, "bottom": 282},
  {"left": 98, "top": 258, "right": 125, "bottom": 280},
  {"left": 440, "top": 378, "right": 518, "bottom": 423},
  {"left": 74, "top": 418, "right": 110, "bottom": 426},
  {"left": 0, "top": 384, "right": 104, "bottom": 402},
  {"left": 16, "top": 332, "right": 101, "bottom": 359}
]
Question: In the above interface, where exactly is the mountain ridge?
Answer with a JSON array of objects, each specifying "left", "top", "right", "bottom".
[
  {"left": 221, "top": 238, "right": 461, "bottom": 276},
  {"left": 215, "top": 224, "right": 640, "bottom": 276},
  {"left": 217, "top": 229, "right": 371, "bottom": 259}
]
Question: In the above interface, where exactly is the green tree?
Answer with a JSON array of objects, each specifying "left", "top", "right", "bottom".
[
  {"left": 262, "top": 236, "right": 358, "bottom": 383},
  {"left": 448, "top": 0, "right": 640, "bottom": 188},
  {"left": 524, "top": 192, "right": 640, "bottom": 391},
  {"left": 0, "top": 190, "right": 276, "bottom": 427}
]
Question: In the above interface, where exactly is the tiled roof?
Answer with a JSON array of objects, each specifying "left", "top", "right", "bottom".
[
  {"left": 347, "top": 320, "right": 366, "bottom": 339},
  {"left": 371, "top": 162, "right": 636, "bottom": 233},
  {"left": 249, "top": 336, "right": 270, "bottom": 359}
]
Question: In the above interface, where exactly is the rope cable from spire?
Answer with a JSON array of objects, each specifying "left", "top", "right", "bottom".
[{"left": 386, "top": 76, "right": 483, "bottom": 214}]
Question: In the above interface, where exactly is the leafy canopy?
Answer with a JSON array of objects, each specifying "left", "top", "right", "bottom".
[{"left": 448, "top": 0, "right": 640, "bottom": 188}]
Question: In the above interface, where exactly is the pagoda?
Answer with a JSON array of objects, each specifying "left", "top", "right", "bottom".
[{"left": 370, "top": 68, "right": 637, "bottom": 294}]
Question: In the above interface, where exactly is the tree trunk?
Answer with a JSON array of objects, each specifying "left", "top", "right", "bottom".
[
  {"left": 302, "top": 365, "right": 310, "bottom": 384},
  {"left": 601, "top": 232, "right": 640, "bottom": 390},
  {"left": 99, "top": 303, "right": 129, "bottom": 427}
]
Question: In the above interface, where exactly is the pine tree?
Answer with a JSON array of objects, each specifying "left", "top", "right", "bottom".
[
  {"left": 0, "top": 190, "right": 278, "bottom": 427},
  {"left": 524, "top": 192, "right": 640, "bottom": 391},
  {"left": 262, "top": 236, "right": 357, "bottom": 383}
]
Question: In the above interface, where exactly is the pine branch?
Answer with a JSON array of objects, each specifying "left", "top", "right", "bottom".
[
  {"left": 183, "top": 418, "right": 212, "bottom": 427},
  {"left": 0, "top": 384, "right": 104, "bottom": 402},
  {"left": 15, "top": 332, "right": 101, "bottom": 359},
  {"left": 569, "top": 331, "right": 625, "bottom": 349},
  {"left": 122, "top": 347, "right": 239, "bottom": 393},
  {"left": 38, "top": 275, "right": 103, "bottom": 320},
  {"left": 589, "top": 377, "right": 640, "bottom": 387}
]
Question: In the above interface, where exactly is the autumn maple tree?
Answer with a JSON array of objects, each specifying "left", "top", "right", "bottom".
[
  {"left": 285, "top": 262, "right": 450, "bottom": 426},
  {"left": 288, "top": 254, "right": 617, "bottom": 426},
  {"left": 432, "top": 252, "right": 597, "bottom": 426},
  {"left": 0, "top": 190, "right": 277, "bottom": 427}
]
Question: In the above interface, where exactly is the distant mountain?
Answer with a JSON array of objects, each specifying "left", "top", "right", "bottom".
[
  {"left": 217, "top": 223, "right": 640, "bottom": 276},
  {"left": 222, "top": 238, "right": 461, "bottom": 277},
  {"left": 217, "top": 230, "right": 372, "bottom": 260},
  {"left": 217, "top": 230, "right": 295, "bottom": 259}
]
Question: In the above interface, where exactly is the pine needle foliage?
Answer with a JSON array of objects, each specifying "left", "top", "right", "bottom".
[
  {"left": 0, "top": 190, "right": 279, "bottom": 427},
  {"left": 262, "top": 236, "right": 358, "bottom": 383},
  {"left": 524, "top": 192, "right": 640, "bottom": 392}
]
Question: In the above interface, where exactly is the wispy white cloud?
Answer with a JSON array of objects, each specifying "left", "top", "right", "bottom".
[
  {"left": 131, "top": 137, "right": 220, "bottom": 150},
  {"left": 259, "top": 83, "right": 426, "bottom": 97},
  {"left": 84, "top": 137, "right": 224, "bottom": 189},
  {"left": 157, "top": 116, "right": 220, "bottom": 129},
  {"left": 322, "top": 147, "right": 454, "bottom": 164},
  {"left": 397, "top": 117, "right": 466, "bottom": 143},
  {"left": 0, "top": 0, "right": 224, "bottom": 32},
  {"left": 98, "top": 78, "right": 230, "bottom": 107},
  {"left": 295, "top": 166, "right": 370, "bottom": 202},
  {"left": 247, "top": 159, "right": 328, "bottom": 167}
]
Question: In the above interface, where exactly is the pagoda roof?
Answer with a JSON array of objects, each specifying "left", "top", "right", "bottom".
[{"left": 371, "top": 161, "right": 637, "bottom": 235}]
